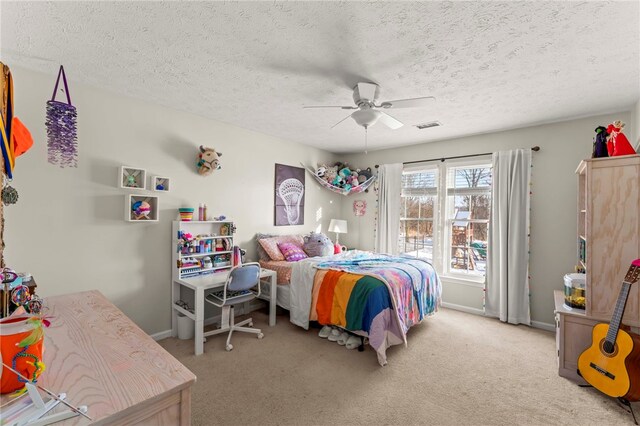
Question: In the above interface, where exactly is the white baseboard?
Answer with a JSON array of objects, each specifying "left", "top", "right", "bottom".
[
  {"left": 440, "top": 302, "right": 484, "bottom": 316},
  {"left": 150, "top": 330, "right": 172, "bottom": 341},
  {"left": 531, "top": 320, "right": 555, "bottom": 332},
  {"left": 441, "top": 302, "right": 555, "bottom": 332}
]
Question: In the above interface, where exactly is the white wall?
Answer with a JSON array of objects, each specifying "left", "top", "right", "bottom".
[
  {"left": 630, "top": 99, "right": 640, "bottom": 151},
  {"left": 340, "top": 111, "right": 632, "bottom": 326},
  {"left": 4, "top": 66, "right": 340, "bottom": 335}
]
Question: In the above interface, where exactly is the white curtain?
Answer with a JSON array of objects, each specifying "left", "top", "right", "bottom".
[
  {"left": 374, "top": 163, "right": 403, "bottom": 255},
  {"left": 485, "top": 149, "right": 532, "bottom": 325}
]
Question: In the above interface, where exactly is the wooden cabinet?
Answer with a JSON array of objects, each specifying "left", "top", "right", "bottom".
[
  {"left": 557, "top": 155, "right": 640, "bottom": 382},
  {"left": 576, "top": 155, "right": 640, "bottom": 327},
  {"left": 554, "top": 291, "right": 599, "bottom": 383}
]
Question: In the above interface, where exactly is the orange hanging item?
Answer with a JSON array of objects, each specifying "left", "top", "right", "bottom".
[
  {"left": 0, "top": 314, "right": 45, "bottom": 394},
  {"left": 11, "top": 117, "right": 33, "bottom": 158}
]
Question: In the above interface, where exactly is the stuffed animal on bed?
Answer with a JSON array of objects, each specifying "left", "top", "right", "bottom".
[{"left": 303, "top": 232, "right": 334, "bottom": 257}]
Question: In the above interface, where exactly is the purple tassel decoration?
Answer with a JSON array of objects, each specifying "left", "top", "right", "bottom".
[{"left": 46, "top": 66, "right": 78, "bottom": 167}]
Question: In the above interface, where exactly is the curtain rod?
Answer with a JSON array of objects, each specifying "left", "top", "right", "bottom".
[{"left": 374, "top": 146, "right": 540, "bottom": 168}]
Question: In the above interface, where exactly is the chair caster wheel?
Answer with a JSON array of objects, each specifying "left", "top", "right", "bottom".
[
  {"left": 226, "top": 344, "right": 233, "bottom": 351},
  {"left": 248, "top": 322, "right": 253, "bottom": 327},
  {"left": 257, "top": 333, "right": 264, "bottom": 339}
]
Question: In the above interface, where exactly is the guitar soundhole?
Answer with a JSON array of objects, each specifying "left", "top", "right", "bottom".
[
  {"left": 599, "top": 339, "right": 618, "bottom": 357},
  {"left": 603, "top": 341, "right": 615, "bottom": 354}
]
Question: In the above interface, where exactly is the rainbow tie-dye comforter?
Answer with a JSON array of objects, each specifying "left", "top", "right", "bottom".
[{"left": 289, "top": 251, "right": 441, "bottom": 366}]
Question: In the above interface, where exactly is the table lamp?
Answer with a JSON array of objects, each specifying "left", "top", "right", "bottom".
[{"left": 328, "top": 219, "right": 348, "bottom": 245}]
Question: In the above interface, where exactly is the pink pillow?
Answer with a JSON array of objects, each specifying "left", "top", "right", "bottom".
[
  {"left": 277, "top": 242, "right": 308, "bottom": 262},
  {"left": 258, "top": 235, "right": 304, "bottom": 261}
]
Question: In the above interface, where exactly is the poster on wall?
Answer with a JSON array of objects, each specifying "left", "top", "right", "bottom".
[{"left": 274, "top": 164, "right": 305, "bottom": 226}]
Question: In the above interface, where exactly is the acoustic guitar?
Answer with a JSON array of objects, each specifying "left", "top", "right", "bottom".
[{"left": 578, "top": 259, "right": 640, "bottom": 401}]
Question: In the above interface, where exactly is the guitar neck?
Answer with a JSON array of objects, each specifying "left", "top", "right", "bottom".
[
  {"left": 605, "top": 282, "right": 631, "bottom": 346},
  {"left": 604, "top": 261, "right": 640, "bottom": 346}
]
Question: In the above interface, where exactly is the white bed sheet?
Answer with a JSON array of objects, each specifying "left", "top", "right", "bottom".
[{"left": 259, "top": 280, "right": 291, "bottom": 310}]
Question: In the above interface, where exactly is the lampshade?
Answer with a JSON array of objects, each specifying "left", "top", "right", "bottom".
[{"left": 328, "top": 219, "right": 348, "bottom": 234}]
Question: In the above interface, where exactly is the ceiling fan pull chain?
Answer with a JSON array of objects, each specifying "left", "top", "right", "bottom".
[{"left": 365, "top": 126, "right": 368, "bottom": 154}]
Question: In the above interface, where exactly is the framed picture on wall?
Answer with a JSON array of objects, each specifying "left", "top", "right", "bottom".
[{"left": 274, "top": 164, "right": 305, "bottom": 226}]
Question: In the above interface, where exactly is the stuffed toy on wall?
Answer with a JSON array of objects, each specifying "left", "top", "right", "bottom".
[
  {"left": 353, "top": 200, "right": 366, "bottom": 216},
  {"left": 303, "top": 232, "right": 334, "bottom": 257},
  {"left": 606, "top": 121, "right": 636, "bottom": 157},
  {"left": 197, "top": 145, "right": 222, "bottom": 176},
  {"left": 591, "top": 126, "right": 609, "bottom": 158}
]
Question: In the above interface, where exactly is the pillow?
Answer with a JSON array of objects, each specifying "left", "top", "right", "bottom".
[
  {"left": 277, "top": 242, "right": 308, "bottom": 262},
  {"left": 255, "top": 233, "right": 277, "bottom": 261},
  {"left": 258, "top": 235, "right": 304, "bottom": 261}
]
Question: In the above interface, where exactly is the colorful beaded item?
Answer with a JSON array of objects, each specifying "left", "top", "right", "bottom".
[
  {"left": 10, "top": 284, "right": 29, "bottom": 305},
  {"left": 12, "top": 346, "right": 45, "bottom": 383}
]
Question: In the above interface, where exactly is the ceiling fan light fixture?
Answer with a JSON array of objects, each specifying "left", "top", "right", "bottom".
[{"left": 351, "top": 108, "right": 382, "bottom": 128}]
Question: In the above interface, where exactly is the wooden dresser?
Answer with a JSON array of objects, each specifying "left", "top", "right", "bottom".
[{"left": 11, "top": 290, "right": 196, "bottom": 425}]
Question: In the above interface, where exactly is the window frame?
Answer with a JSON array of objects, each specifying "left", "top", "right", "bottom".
[
  {"left": 399, "top": 157, "right": 492, "bottom": 285},
  {"left": 399, "top": 167, "right": 439, "bottom": 264}
]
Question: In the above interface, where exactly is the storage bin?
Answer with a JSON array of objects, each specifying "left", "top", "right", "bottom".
[
  {"left": 177, "top": 313, "right": 194, "bottom": 340},
  {"left": 563, "top": 273, "right": 586, "bottom": 309}
]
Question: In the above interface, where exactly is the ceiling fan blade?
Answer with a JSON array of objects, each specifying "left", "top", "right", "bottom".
[
  {"left": 357, "top": 82, "right": 378, "bottom": 102},
  {"left": 379, "top": 96, "right": 436, "bottom": 109},
  {"left": 331, "top": 113, "right": 355, "bottom": 129},
  {"left": 377, "top": 112, "right": 403, "bottom": 129},
  {"left": 303, "top": 105, "right": 357, "bottom": 110}
]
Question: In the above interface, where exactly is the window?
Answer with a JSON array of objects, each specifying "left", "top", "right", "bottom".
[
  {"left": 399, "top": 169, "right": 438, "bottom": 262},
  {"left": 399, "top": 160, "right": 492, "bottom": 280}
]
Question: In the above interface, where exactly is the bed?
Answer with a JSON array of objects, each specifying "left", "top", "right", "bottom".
[{"left": 259, "top": 249, "right": 441, "bottom": 366}]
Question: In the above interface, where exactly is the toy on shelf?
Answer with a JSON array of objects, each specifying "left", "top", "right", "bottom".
[
  {"left": 606, "top": 120, "right": 636, "bottom": 157},
  {"left": 303, "top": 162, "right": 376, "bottom": 195},
  {"left": 119, "top": 166, "right": 146, "bottom": 190},
  {"left": 591, "top": 126, "right": 609, "bottom": 158},
  {"left": 197, "top": 145, "right": 222, "bottom": 176},
  {"left": 126, "top": 195, "right": 158, "bottom": 222},
  {"left": 153, "top": 176, "right": 170, "bottom": 192},
  {"left": 132, "top": 201, "right": 151, "bottom": 220}
]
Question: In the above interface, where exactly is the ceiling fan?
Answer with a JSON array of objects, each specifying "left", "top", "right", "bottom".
[{"left": 304, "top": 82, "right": 436, "bottom": 130}]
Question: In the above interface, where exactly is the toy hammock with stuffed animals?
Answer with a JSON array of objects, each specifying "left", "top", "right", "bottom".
[{"left": 302, "top": 165, "right": 376, "bottom": 196}]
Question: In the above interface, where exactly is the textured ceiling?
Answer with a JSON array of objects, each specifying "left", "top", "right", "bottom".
[{"left": 1, "top": 1, "right": 639, "bottom": 153}]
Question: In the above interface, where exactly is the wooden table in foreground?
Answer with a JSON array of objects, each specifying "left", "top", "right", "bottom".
[{"left": 10, "top": 290, "right": 196, "bottom": 425}]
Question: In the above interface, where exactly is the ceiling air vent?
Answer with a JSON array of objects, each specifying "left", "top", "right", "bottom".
[{"left": 415, "top": 121, "right": 442, "bottom": 130}]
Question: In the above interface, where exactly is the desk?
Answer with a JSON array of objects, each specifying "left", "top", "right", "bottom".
[
  {"left": 0, "top": 290, "right": 197, "bottom": 425},
  {"left": 172, "top": 268, "right": 277, "bottom": 355}
]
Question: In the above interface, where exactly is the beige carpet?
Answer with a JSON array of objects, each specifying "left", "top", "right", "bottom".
[{"left": 159, "top": 307, "right": 639, "bottom": 425}]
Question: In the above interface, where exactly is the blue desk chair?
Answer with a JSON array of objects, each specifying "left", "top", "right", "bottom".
[{"left": 204, "top": 262, "right": 264, "bottom": 351}]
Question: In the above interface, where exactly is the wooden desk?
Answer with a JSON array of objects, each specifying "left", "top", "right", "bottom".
[
  {"left": 10, "top": 290, "right": 196, "bottom": 425},
  {"left": 172, "top": 268, "right": 277, "bottom": 356}
]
